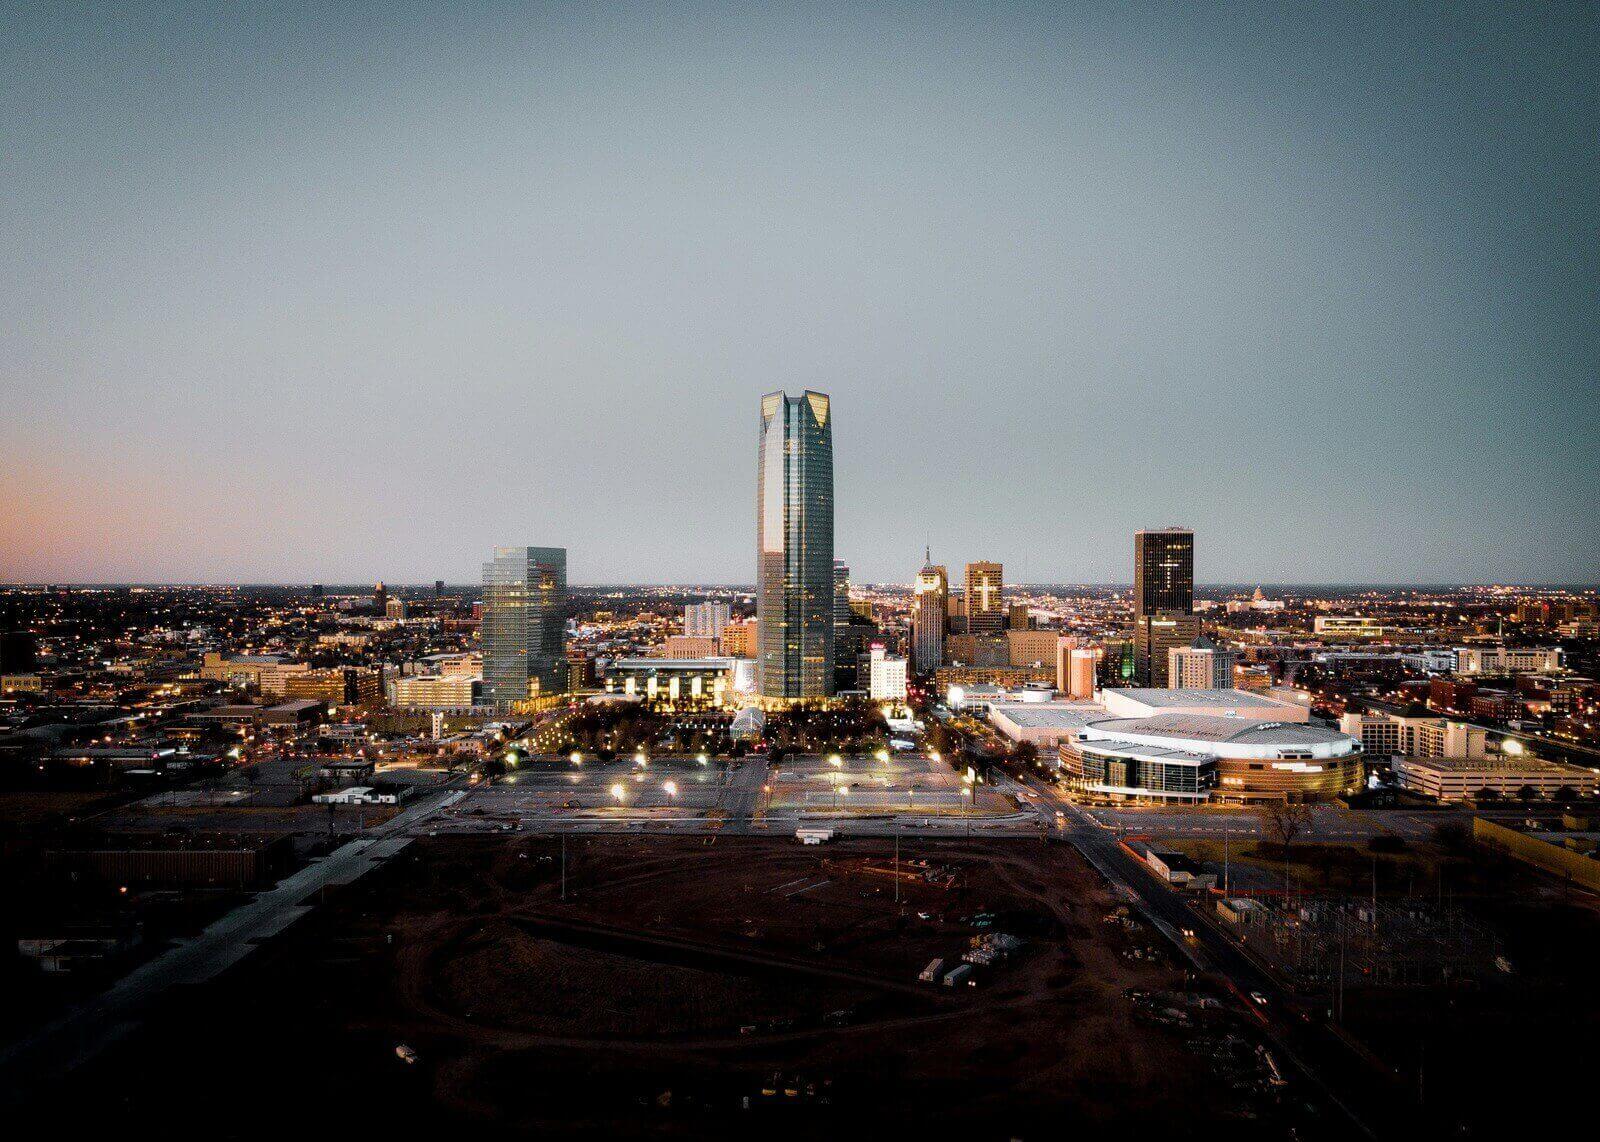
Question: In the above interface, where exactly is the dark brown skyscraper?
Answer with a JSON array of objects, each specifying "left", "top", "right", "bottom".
[
  {"left": 1133, "top": 528, "right": 1196, "bottom": 686},
  {"left": 1134, "top": 528, "right": 1194, "bottom": 616}
]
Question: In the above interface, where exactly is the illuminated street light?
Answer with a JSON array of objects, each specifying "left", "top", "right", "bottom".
[
  {"left": 875, "top": 749, "right": 889, "bottom": 764},
  {"left": 610, "top": 783, "right": 625, "bottom": 803},
  {"left": 697, "top": 753, "right": 708, "bottom": 766},
  {"left": 828, "top": 754, "right": 842, "bottom": 768},
  {"left": 663, "top": 780, "right": 677, "bottom": 800},
  {"left": 570, "top": 751, "right": 582, "bottom": 766},
  {"left": 929, "top": 750, "right": 941, "bottom": 764}
]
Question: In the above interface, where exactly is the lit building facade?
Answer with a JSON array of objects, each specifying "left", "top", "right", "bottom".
[
  {"left": 966, "top": 561, "right": 1004, "bottom": 634},
  {"left": 482, "top": 546, "right": 568, "bottom": 707},
  {"left": 756, "top": 391, "right": 834, "bottom": 700},
  {"left": 1133, "top": 527, "right": 1196, "bottom": 687},
  {"left": 684, "top": 602, "right": 731, "bottom": 639},
  {"left": 868, "top": 644, "right": 909, "bottom": 702},
  {"left": 912, "top": 552, "right": 948, "bottom": 674},
  {"left": 1167, "top": 636, "right": 1237, "bottom": 690},
  {"left": 1134, "top": 528, "right": 1194, "bottom": 614}
]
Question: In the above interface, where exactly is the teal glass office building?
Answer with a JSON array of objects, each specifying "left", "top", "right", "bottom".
[
  {"left": 481, "top": 545, "right": 567, "bottom": 707},
  {"left": 757, "top": 391, "right": 834, "bottom": 700}
]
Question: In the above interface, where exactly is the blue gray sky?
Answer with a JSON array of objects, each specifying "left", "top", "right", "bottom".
[{"left": 3, "top": 2, "right": 1596, "bottom": 585}]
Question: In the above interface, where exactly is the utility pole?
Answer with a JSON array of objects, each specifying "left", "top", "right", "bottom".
[{"left": 894, "top": 829, "right": 901, "bottom": 905}]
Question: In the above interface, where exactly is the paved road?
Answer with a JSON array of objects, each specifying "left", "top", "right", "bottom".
[{"left": 0, "top": 785, "right": 468, "bottom": 1102}]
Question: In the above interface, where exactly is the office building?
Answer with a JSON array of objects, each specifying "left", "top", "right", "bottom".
[
  {"left": 392, "top": 674, "right": 477, "bottom": 711},
  {"left": 868, "top": 645, "right": 909, "bottom": 703},
  {"left": 1005, "top": 629, "right": 1058, "bottom": 668},
  {"left": 1338, "top": 709, "right": 1487, "bottom": 760},
  {"left": 1133, "top": 528, "right": 1196, "bottom": 687},
  {"left": 1007, "top": 603, "right": 1031, "bottom": 630},
  {"left": 684, "top": 602, "right": 731, "bottom": 640},
  {"left": 833, "top": 561, "right": 851, "bottom": 630},
  {"left": 756, "top": 391, "right": 834, "bottom": 700},
  {"left": 1135, "top": 612, "right": 1201, "bottom": 687},
  {"left": 284, "top": 667, "right": 384, "bottom": 708},
  {"left": 372, "top": 582, "right": 388, "bottom": 614},
  {"left": 657, "top": 635, "right": 721, "bottom": 659},
  {"left": 434, "top": 579, "right": 445, "bottom": 597},
  {"left": 719, "top": 618, "right": 757, "bottom": 658},
  {"left": 1167, "top": 635, "right": 1237, "bottom": 690},
  {"left": 966, "top": 562, "right": 1004, "bottom": 634},
  {"left": 1455, "top": 646, "right": 1564, "bottom": 675},
  {"left": 1056, "top": 641, "right": 1098, "bottom": 701},
  {"left": 1134, "top": 528, "right": 1194, "bottom": 614},
  {"left": 912, "top": 551, "right": 948, "bottom": 674},
  {"left": 385, "top": 596, "right": 407, "bottom": 621},
  {"left": 481, "top": 546, "right": 568, "bottom": 707}
]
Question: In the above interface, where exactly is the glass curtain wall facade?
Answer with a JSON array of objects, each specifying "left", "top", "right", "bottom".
[
  {"left": 482, "top": 546, "right": 568, "bottom": 707},
  {"left": 757, "top": 391, "right": 834, "bottom": 699}
]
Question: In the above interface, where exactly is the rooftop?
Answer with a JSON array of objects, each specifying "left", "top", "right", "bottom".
[
  {"left": 1394, "top": 756, "right": 1587, "bottom": 775},
  {"left": 1102, "top": 687, "right": 1293, "bottom": 709},
  {"left": 1087, "top": 713, "right": 1351, "bottom": 747},
  {"left": 990, "top": 704, "right": 1105, "bottom": 730}
]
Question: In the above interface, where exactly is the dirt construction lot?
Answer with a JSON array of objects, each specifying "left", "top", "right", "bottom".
[{"left": 39, "top": 835, "right": 1303, "bottom": 1139}]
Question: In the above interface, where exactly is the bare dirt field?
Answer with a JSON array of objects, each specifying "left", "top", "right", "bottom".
[{"left": 35, "top": 835, "right": 1304, "bottom": 1139}]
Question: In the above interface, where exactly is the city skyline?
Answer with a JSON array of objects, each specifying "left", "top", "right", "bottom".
[{"left": 3, "top": 4, "right": 1596, "bottom": 586}]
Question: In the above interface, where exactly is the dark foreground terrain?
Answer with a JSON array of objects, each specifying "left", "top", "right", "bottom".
[{"left": 8, "top": 832, "right": 1341, "bottom": 1139}]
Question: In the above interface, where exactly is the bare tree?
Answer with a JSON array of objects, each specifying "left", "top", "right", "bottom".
[
  {"left": 1258, "top": 800, "right": 1315, "bottom": 899},
  {"left": 1258, "top": 800, "right": 1314, "bottom": 852}
]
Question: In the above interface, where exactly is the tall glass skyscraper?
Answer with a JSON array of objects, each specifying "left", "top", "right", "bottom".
[
  {"left": 757, "top": 391, "right": 834, "bottom": 699},
  {"left": 481, "top": 546, "right": 568, "bottom": 707}
]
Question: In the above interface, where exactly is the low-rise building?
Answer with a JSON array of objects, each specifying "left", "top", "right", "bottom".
[
  {"left": 655, "top": 636, "right": 721, "bottom": 659},
  {"left": 312, "top": 784, "right": 406, "bottom": 805},
  {"left": 988, "top": 703, "right": 1105, "bottom": 749},
  {"left": 391, "top": 674, "right": 477, "bottom": 710},
  {"left": 1455, "top": 646, "right": 1564, "bottom": 675},
  {"left": 1392, "top": 756, "right": 1595, "bottom": 801},
  {"left": 602, "top": 657, "right": 755, "bottom": 708}
]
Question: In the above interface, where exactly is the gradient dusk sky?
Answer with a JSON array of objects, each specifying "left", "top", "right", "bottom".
[{"left": 2, "top": 2, "right": 1596, "bottom": 585}]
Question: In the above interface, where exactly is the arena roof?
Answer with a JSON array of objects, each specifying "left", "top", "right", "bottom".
[
  {"left": 1085, "top": 713, "right": 1352, "bottom": 748},
  {"left": 1101, "top": 688, "right": 1291, "bottom": 709}
]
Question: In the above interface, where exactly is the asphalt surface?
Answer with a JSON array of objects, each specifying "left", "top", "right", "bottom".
[{"left": 0, "top": 783, "right": 469, "bottom": 1102}]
